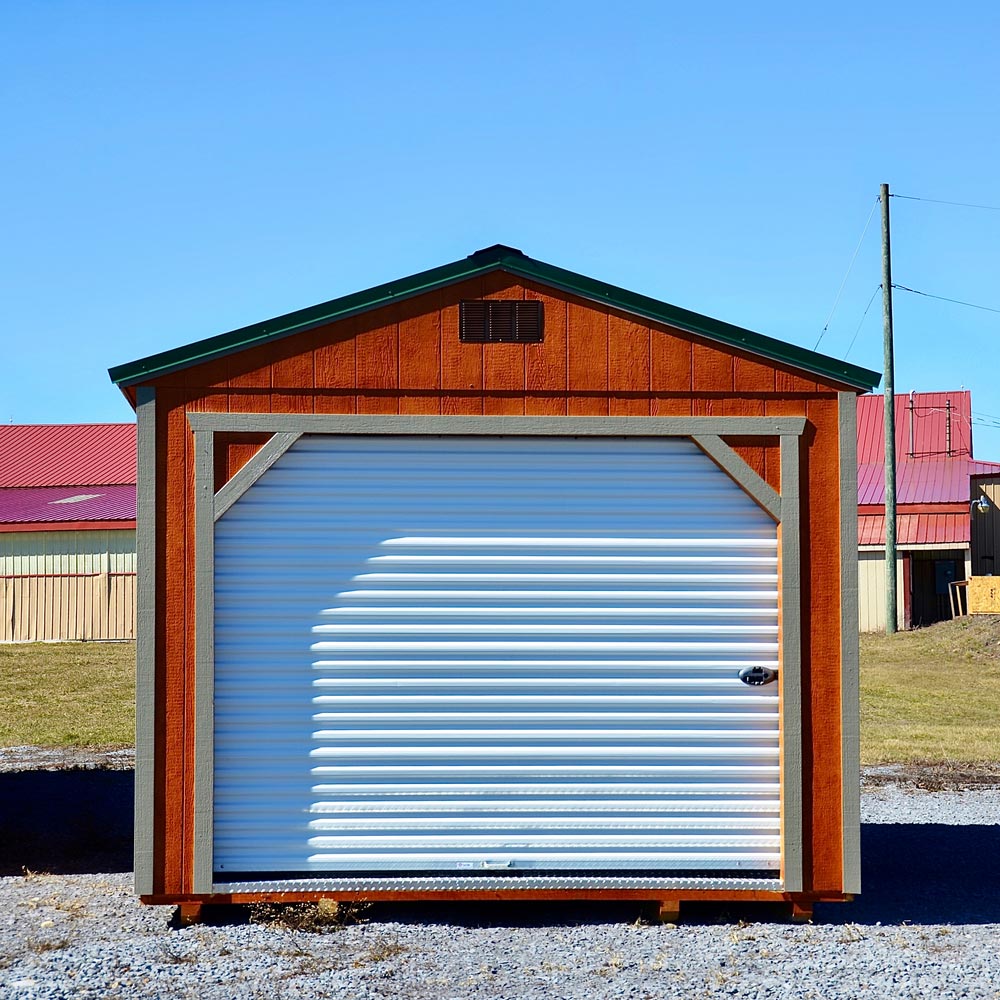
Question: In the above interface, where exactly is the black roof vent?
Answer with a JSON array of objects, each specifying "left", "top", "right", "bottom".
[
  {"left": 460, "top": 300, "right": 544, "bottom": 343},
  {"left": 467, "top": 244, "right": 527, "bottom": 259}
]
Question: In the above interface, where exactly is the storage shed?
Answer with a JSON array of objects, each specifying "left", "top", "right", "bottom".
[{"left": 109, "top": 245, "right": 880, "bottom": 922}]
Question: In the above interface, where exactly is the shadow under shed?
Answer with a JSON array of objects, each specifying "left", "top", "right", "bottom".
[
  {"left": 0, "top": 769, "right": 133, "bottom": 875},
  {"left": 1, "top": 770, "right": 998, "bottom": 929},
  {"left": 816, "top": 823, "right": 1000, "bottom": 926}
]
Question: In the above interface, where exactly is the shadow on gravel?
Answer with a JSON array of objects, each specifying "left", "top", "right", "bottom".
[
  {"left": 373, "top": 824, "right": 1000, "bottom": 928},
  {"left": 815, "top": 823, "right": 1000, "bottom": 926},
  {"left": 0, "top": 769, "right": 132, "bottom": 875},
  {"left": 2, "top": 772, "right": 998, "bottom": 927}
]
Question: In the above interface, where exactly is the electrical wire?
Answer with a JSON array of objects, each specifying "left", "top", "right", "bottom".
[
  {"left": 844, "top": 285, "right": 882, "bottom": 358},
  {"left": 892, "top": 283, "right": 1000, "bottom": 315},
  {"left": 814, "top": 197, "right": 879, "bottom": 350},
  {"left": 891, "top": 193, "right": 1000, "bottom": 212}
]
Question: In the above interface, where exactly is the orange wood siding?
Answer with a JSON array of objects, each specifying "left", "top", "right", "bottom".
[
  {"left": 524, "top": 286, "right": 567, "bottom": 415},
  {"left": 482, "top": 273, "right": 526, "bottom": 416},
  {"left": 313, "top": 320, "right": 358, "bottom": 414},
  {"left": 146, "top": 278, "right": 848, "bottom": 897},
  {"left": 803, "top": 396, "right": 845, "bottom": 892},
  {"left": 567, "top": 301, "right": 609, "bottom": 416},
  {"left": 608, "top": 312, "right": 650, "bottom": 416}
]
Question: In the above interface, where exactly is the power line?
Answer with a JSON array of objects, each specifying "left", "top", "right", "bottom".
[
  {"left": 814, "top": 197, "right": 879, "bottom": 350},
  {"left": 844, "top": 285, "right": 882, "bottom": 358},
  {"left": 892, "top": 282, "right": 1000, "bottom": 316},
  {"left": 891, "top": 193, "right": 1000, "bottom": 213}
]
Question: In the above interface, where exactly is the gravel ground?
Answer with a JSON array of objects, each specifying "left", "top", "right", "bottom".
[{"left": 2, "top": 775, "right": 1000, "bottom": 999}]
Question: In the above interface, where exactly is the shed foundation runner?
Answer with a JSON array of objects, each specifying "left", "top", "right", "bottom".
[{"left": 169, "top": 890, "right": 835, "bottom": 927}]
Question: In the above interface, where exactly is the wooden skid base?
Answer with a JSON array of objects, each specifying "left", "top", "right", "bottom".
[
  {"left": 176, "top": 902, "right": 203, "bottom": 927},
  {"left": 156, "top": 889, "right": 850, "bottom": 926}
]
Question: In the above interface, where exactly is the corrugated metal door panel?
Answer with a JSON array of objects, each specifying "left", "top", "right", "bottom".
[{"left": 214, "top": 435, "right": 781, "bottom": 876}]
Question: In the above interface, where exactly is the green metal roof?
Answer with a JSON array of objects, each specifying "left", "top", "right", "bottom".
[{"left": 108, "top": 244, "right": 881, "bottom": 391}]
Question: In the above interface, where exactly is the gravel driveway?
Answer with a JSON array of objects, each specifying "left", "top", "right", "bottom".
[{"left": 1, "top": 764, "right": 999, "bottom": 999}]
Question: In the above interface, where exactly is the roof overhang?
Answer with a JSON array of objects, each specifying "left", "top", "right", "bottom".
[{"left": 109, "top": 244, "right": 881, "bottom": 394}]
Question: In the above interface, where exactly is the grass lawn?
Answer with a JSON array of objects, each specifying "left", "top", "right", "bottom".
[
  {"left": 0, "top": 641, "right": 134, "bottom": 748},
  {"left": 860, "top": 614, "right": 1000, "bottom": 764},
  {"left": 2, "top": 617, "right": 1000, "bottom": 762}
]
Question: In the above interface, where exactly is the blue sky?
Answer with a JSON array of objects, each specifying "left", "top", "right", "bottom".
[{"left": 5, "top": 2, "right": 1000, "bottom": 453}]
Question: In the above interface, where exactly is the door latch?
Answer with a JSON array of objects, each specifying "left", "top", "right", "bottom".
[{"left": 738, "top": 665, "right": 778, "bottom": 686}]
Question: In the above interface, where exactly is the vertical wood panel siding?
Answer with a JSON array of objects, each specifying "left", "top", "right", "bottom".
[
  {"left": 567, "top": 302, "right": 609, "bottom": 416},
  {"left": 313, "top": 320, "right": 358, "bottom": 414},
  {"left": 147, "top": 278, "right": 847, "bottom": 896},
  {"left": 481, "top": 273, "right": 525, "bottom": 417},
  {"left": 804, "top": 397, "right": 843, "bottom": 891},
  {"left": 525, "top": 288, "right": 567, "bottom": 415},
  {"left": 608, "top": 313, "right": 651, "bottom": 417}
]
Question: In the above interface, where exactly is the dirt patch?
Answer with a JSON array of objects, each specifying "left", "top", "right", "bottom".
[
  {"left": 861, "top": 760, "right": 1000, "bottom": 791},
  {"left": 0, "top": 745, "right": 134, "bottom": 773}
]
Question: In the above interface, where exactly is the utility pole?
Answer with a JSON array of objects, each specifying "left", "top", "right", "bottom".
[{"left": 881, "top": 183, "right": 898, "bottom": 634}]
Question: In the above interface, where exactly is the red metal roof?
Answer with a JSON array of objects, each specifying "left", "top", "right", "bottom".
[
  {"left": 0, "top": 485, "right": 136, "bottom": 526},
  {"left": 971, "top": 460, "right": 1000, "bottom": 478},
  {"left": 857, "top": 391, "right": 973, "bottom": 463},
  {"left": 857, "top": 458, "right": 1000, "bottom": 505},
  {"left": 0, "top": 424, "right": 136, "bottom": 488},
  {"left": 858, "top": 513, "right": 970, "bottom": 547}
]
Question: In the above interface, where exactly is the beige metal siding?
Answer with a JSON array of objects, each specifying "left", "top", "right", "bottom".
[
  {"left": 857, "top": 551, "right": 904, "bottom": 632},
  {"left": 0, "top": 529, "right": 136, "bottom": 641}
]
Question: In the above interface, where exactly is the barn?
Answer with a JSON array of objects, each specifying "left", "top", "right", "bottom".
[
  {"left": 109, "top": 244, "right": 880, "bottom": 921},
  {"left": 856, "top": 391, "right": 1000, "bottom": 630},
  {"left": 0, "top": 423, "right": 136, "bottom": 642}
]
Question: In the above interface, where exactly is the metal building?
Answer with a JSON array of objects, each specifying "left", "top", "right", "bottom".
[
  {"left": 856, "top": 392, "right": 1000, "bottom": 630},
  {"left": 0, "top": 424, "right": 136, "bottom": 641},
  {"left": 109, "top": 245, "right": 879, "bottom": 921}
]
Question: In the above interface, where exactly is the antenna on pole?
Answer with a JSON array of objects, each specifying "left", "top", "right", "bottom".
[{"left": 881, "top": 183, "right": 898, "bottom": 634}]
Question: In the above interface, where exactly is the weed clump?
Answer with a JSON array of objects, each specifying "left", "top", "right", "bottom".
[{"left": 248, "top": 899, "right": 370, "bottom": 933}]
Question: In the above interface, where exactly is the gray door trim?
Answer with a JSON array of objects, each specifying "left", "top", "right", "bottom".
[
  {"left": 187, "top": 412, "right": 807, "bottom": 438},
  {"left": 778, "top": 433, "right": 803, "bottom": 892},
  {"left": 134, "top": 387, "right": 157, "bottom": 896},
  {"left": 838, "top": 392, "right": 862, "bottom": 893},
  {"left": 187, "top": 412, "right": 808, "bottom": 894},
  {"left": 192, "top": 430, "right": 217, "bottom": 894}
]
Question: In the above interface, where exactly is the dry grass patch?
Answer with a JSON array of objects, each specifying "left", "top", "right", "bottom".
[
  {"left": 0, "top": 641, "right": 134, "bottom": 748},
  {"left": 860, "top": 615, "right": 1000, "bottom": 764},
  {"left": 249, "top": 899, "right": 370, "bottom": 932}
]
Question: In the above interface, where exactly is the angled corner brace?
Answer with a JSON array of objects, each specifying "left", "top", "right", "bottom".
[
  {"left": 213, "top": 432, "right": 302, "bottom": 522},
  {"left": 690, "top": 434, "right": 782, "bottom": 521}
]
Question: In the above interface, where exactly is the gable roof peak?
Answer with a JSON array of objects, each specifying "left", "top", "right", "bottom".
[{"left": 109, "top": 246, "right": 881, "bottom": 393}]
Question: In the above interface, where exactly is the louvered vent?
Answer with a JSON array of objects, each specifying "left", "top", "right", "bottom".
[{"left": 460, "top": 300, "right": 544, "bottom": 343}]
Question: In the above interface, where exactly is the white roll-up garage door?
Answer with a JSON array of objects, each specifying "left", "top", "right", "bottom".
[{"left": 213, "top": 435, "right": 781, "bottom": 878}]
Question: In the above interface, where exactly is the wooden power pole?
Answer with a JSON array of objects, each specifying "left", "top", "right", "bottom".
[{"left": 881, "top": 183, "right": 898, "bottom": 634}]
